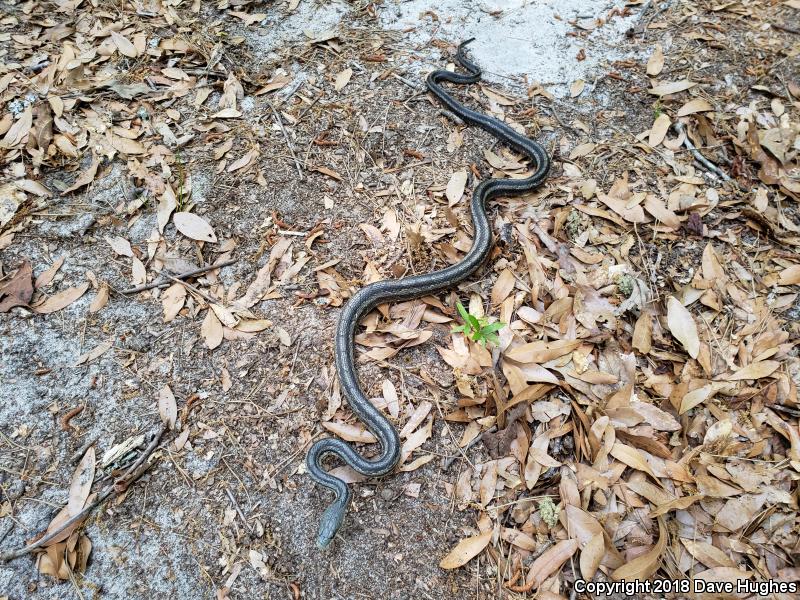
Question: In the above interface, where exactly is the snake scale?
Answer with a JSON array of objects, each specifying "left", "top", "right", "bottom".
[{"left": 306, "top": 39, "right": 551, "bottom": 548}]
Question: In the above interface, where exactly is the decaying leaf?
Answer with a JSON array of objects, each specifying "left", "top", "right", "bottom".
[
  {"left": 173, "top": 212, "right": 218, "bottom": 243},
  {"left": 439, "top": 530, "right": 492, "bottom": 569},
  {"left": 666, "top": 296, "right": 700, "bottom": 358}
]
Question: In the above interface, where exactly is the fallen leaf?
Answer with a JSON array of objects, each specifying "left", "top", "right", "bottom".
[
  {"left": 89, "top": 283, "right": 109, "bottom": 313},
  {"left": 0, "top": 260, "right": 33, "bottom": 312},
  {"left": 161, "top": 283, "right": 186, "bottom": 322},
  {"left": 677, "top": 98, "right": 713, "bottom": 117},
  {"left": 570, "top": 79, "right": 585, "bottom": 97},
  {"left": 666, "top": 296, "right": 700, "bottom": 358},
  {"left": 646, "top": 44, "right": 664, "bottom": 76},
  {"left": 32, "top": 282, "right": 90, "bottom": 314},
  {"left": 649, "top": 113, "right": 671, "bottom": 147},
  {"left": 105, "top": 236, "right": 133, "bottom": 257},
  {"left": 728, "top": 360, "right": 779, "bottom": 381},
  {"left": 202, "top": 308, "right": 224, "bottom": 350},
  {"left": 439, "top": 530, "right": 492, "bottom": 569},
  {"left": 322, "top": 422, "right": 376, "bottom": 443},
  {"left": 334, "top": 68, "right": 353, "bottom": 91},
  {"left": 110, "top": 31, "right": 138, "bottom": 57},
  {"left": 174, "top": 212, "right": 218, "bottom": 243},
  {"left": 446, "top": 170, "right": 468, "bottom": 206},
  {"left": 611, "top": 516, "right": 666, "bottom": 580},
  {"left": 648, "top": 80, "right": 697, "bottom": 96},
  {"left": 159, "top": 385, "right": 177, "bottom": 429}
]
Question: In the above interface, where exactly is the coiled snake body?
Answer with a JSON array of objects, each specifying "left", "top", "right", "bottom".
[{"left": 306, "top": 39, "right": 551, "bottom": 548}]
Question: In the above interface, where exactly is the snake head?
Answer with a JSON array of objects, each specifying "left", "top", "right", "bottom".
[{"left": 316, "top": 500, "right": 346, "bottom": 549}]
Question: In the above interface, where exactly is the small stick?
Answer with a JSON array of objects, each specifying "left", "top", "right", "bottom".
[
  {"left": 0, "top": 424, "right": 167, "bottom": 563},
  {"left": 162, "top": 273, "right": 222, "bottom": 308},
  {"left": 225, "top": 487, "right": 253, "bottom": 535},
  {"left": 267, "top": 100, "right": 304, "bottom": 179},
  {"left": 119, "top": 259, "right": 237, "bottom": 295},
  {"left": 674, "top": 122, "right": 740, "bottom": 188},
  {"left": 442, "top": 426, "right": 497, "bottom": 470}
]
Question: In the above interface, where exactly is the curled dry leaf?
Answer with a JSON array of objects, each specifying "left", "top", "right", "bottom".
[
  {"left": 517, "top": 539, "right": 579, "bottom": 590},
  {"left": 173, "top": 212, "right": 218, "bottom": 243},
  {"left": 0, "top": 260, "right": 33, "bottom": 312},
  {"left": 439, "top": 530, "right": 492, "bottom": 569},
  {"left": 89, "top": 282, "right": 109, "bottom": 313},
  {"left": 611, "top": 516, "right": 666, "bottom": 580},
  {"left": 334, "top": 68, "right": 353, "bottom": 91},
  {"left": 666, "top": 296, "right": 700, "bottom": 358}
]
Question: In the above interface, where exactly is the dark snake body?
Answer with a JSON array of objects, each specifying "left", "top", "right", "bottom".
[{"left": 306, "top": 39, "right": 551, "bottom": 548}]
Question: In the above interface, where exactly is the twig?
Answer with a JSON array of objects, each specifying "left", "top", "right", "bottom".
[
  {"left": 162, "top": 273, "right": 222, "bottom": 308},
  {"left": 772, "top": 23, "right": 800, "bottom": 35},
  {"left": 0, "top": 424, "right": 167, "bottom": 563},
  {"left": 225, "top": 487, "right": 253, "bottom": 535},
  {"left": 674, "top": 122, "right": 741, "bottom": 189},
  {"left": 119, "top": 259, "right": 237, "bottom": 295},
  {"left": 266, "top": 100, "right": 304, "bottom": 179},
  {"left": 392, "top": 73, "right": 421, "bottom": 91},
  {"left": 68, "top": 434, "right": 101, "bottom": 465},
  {"left": 442, "top": 425, "right": 497, "bottom": 470}
]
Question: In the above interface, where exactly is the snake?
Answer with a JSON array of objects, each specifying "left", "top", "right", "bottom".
[{"left": 306, "top": 38, "right": 551, "bottom": 548}]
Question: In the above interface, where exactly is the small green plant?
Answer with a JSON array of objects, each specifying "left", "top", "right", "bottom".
[
  {"left": 538, "top": 497, "right": 560, "bottom": 528},
  {"left": 452, "top": 301, "right": 505, "bottom": 346}
]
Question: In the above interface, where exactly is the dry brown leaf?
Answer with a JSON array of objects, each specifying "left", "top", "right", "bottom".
[
  {"left": 610, "top": 442, "right": 658, "bottom": 480},
  {"left": 202, "top": 308, "right": 224, "bottom": 350},
  {"left": 681, "top": 539, "right": 736, "bottom": 568},
  {"left": 646, "top": 44, "right": 664, "bottom": 76},
  {"left": 67, "top": 447, "right": 95, "bottom": 515},
  {"left": 158, "top": 186, "right": 177, "bottom": 234},
  {"left": 334, "top": 68, "right": 353, "bottom": 91},
  {"left": 570, "top": 79, "right": 585, "bottom": 97},
  {"left": 105, "top": 236, "right": 133, "bottom": 257},
  {"left": 505, "top": 339, "right": 580, "bottom": 363},
  {"left": 162, "top": 283, "right": 186, "bottom": 322},
  {"left": 649, "top": 113, "right": 671, "bottom": 147},
  {"left": 580, "top": 534, "right": 605, "bottom": 580},
  {"left": 0, "top": 260, "right": 33, "bottom": 312},
  {"left": 666, "top": 296, "right": 700, "bottom": 358},
  {"left": 648, "top": 80, "right": 697, "bottom": 96},
  {"left": 32, "top": 282, "right": 89, "bottom": 314},
  {"left": 322, "top": 422, "right": 377, "bottom": 443},
  {"left": 611, "top": 516, "right": 666, "bottom": 580},
  {"left": 131, "top": 256, "right": 146, "bottom": 286},
  {"left": 159, "top": 385, "right": 177, "bottom": 429},
  {"left": 174, "top": 212, "right": 217, "bottom": 243},
  {"left": 677, "top": 98, "right": 713, "bottom": 117},
  {"left": 382, "top": 379, "right": 400, "bottom": 418},
  {"left": 110, "top": 31, "right": 138, "bottom": 57},
  {"left": 728, "top": 360, "right": 780, "bottom": 381},
  {"left": 439, "top": 530, "right": 492, "bottom": 569},
  {"left": 523, "top": 539, "right": 579, "bottom": 589},
  {"left": 89, "top": 283, "right": 109, "bottom": 313},
  {"left": 446, "top": 170, "right": 468, "bottom": 206},
  {"left": 649, "top": 494, "right": 703, "bottom": 517},
  {"left": 63, "top": 155, "right": 100, "bottom": 193},
  {"left": 491, "top": 269, "right": 515, "bottom": 306}
]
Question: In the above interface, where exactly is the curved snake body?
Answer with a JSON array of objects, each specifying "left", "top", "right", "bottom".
[{"left": 306, "top": 39, "right": 551, "bottom": 548}]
